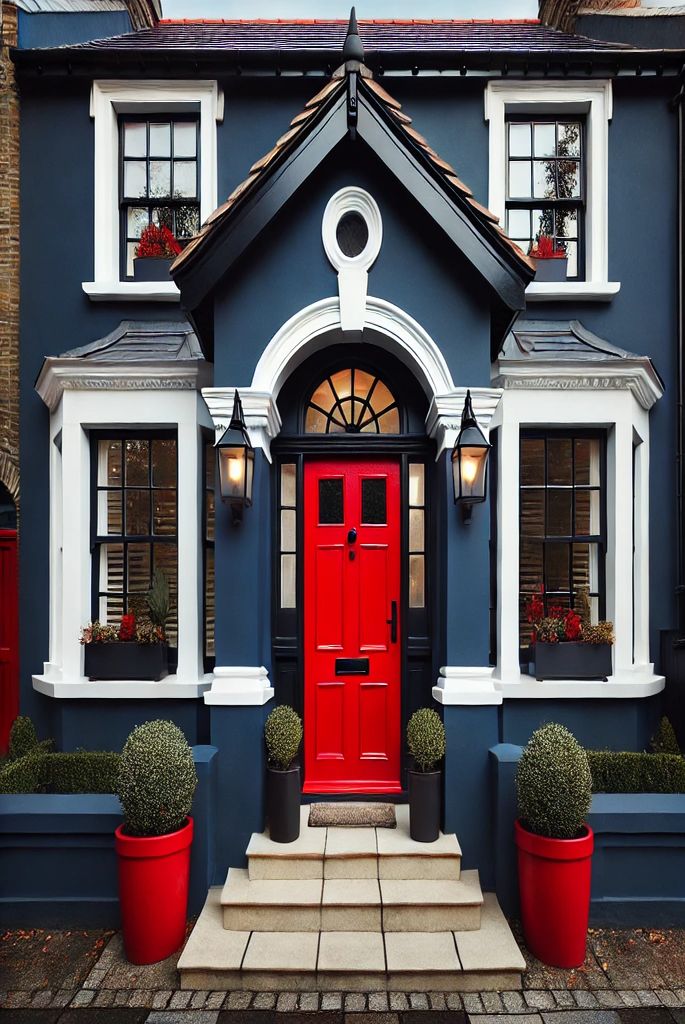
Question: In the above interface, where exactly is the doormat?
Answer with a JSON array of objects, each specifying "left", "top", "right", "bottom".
[{"left": 308, "top": 802, "right": 397, "bottom": 828}]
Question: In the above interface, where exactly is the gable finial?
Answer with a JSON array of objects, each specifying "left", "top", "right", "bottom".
[{"left": 342, "top": 7, "right": 364, "bottom": 63}]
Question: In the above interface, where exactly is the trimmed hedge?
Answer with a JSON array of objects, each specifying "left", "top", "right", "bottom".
[
  {"left": 589, "top": 750, "right": 685, "bottom": 794},
  {"left": 0, "top": 751, "right": 120, "bottom": 795}
]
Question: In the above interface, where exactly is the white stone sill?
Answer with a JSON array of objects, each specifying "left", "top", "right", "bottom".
[
  {"left": 32, "top": 673, "right": 211, "bottom": 700},
  {"left": 499, "top": 670, "right": 665, "bottom": 700},
  {"left": 526, "top": 281, "right": 621, "bottom": 302},
  {"left": 82, "top": 281, "right": 180, "bottom": 302}
]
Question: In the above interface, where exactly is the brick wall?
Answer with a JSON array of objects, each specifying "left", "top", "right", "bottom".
[{"left": 0, "top": 1, "right": 19, "bottom": 506}]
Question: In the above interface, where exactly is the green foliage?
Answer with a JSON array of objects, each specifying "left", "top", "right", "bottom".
[
  {"left": 146, "top": 570, "right": 170, "bottom": 632},
  {"left": 517, "top": 723, "right": 592, "bottom": 839},
  {"left": 407, "top": 707, "right": 446, "bottom": 773},
  {"left": 264, "top": 704, "right": 303, "bottom": 771},
  {"left": 117, "top": 720, "right": 197, "bottom": 837},
  {"left": 8, "top": 716, "right": 38, "bottom": 760},
  {"left": 0, "top": 752, "right": 47, "bottom": 794},
  {"left": 588, "top": 749, "right": 685, "bottom": 793},
  {"left": 650, "top": 716, "right": 681, "bottom": 757},
  {"left": 45, "top": 751, "right": 121, "bottom": 794}
]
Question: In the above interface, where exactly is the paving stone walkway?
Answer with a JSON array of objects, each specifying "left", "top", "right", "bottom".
[{"left": 0, "top": 924, "right": 683, "bottom": 1021}]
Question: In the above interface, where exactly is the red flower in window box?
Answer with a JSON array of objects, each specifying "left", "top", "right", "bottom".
[
  {"left": 528, "top": 234, "right": 566, "bottom": 260},
  {"left": 134, "top": 224, "right": 182, "bottom": 260},
  {"left": 119, "top": 613, "right": 137, "bottom": 642}
]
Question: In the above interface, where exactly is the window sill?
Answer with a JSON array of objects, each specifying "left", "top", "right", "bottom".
[
  {"left": 82, "top": 281, "right": 180, "bottom": 303},
  {"left": 526, "top": 281, "right": 621, "bottom": 303},
  {"left": 499, "top": 669, "right": 664, "bottom": 700},
  {"left": 32, "top": 672, "right": 212, "bottom": 700}
]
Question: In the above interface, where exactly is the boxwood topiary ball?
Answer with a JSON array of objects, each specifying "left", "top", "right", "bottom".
[
  {"left": 407, "top": 707, "right": 446, "bottom": 773},
  {"left": 516, "top": 722, "right": 592, "bottom": 840},
  {"left": 117, "top": 720, "right": 197, "bottom": 837},
  {"left": 265, "top": 705, "right": 303, "bottom": 771}
]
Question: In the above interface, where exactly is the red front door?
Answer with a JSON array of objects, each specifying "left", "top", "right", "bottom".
[
  {"left": 304, "top": 459, "right": 401, "bottom": 793},
  {"left": 0, "top": 530, "right": 19, "bottom": 755}
]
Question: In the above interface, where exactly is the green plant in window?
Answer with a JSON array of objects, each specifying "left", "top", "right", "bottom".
[{"left": 146, "top": 570, "right": 170, "bottom": 636}]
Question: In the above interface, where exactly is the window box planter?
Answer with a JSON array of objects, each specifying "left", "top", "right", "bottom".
[
  {"left": 84, "top": 643, "right": 169, "bottom": 682},
  {"left": 534, "top": 257, "right": 568, "bottom": 283},
  {"left": 534, "top": 641, "right": 612, "bottom": 681},
  {"left": 132, "top": 257, "right": 173, "bottom": 282}
]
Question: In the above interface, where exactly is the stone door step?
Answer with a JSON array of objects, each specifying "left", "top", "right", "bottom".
[
  {"left": 246, "top": 805, "right": 462, "bottom": 881},
  {"left": 179, "top": 888, "right": 525, "bottom": 992},
  {"left": 221, "top": 867, "right": 482, "bottom": 933}
]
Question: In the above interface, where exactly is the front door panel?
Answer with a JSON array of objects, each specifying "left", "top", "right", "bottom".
[{"left": 304, "top": 459, "right": 401, "bottom": 793}]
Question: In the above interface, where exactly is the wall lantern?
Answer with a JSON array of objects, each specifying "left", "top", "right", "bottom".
[
  {"left": 451, "top": 389, "right": 491, "bottom": 524},
  {"left": 216, "top": 390, "right": 254, "bottom": 525}
]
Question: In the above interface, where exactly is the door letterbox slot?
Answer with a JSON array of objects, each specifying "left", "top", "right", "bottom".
[{"left": 335, "top": 658, "right": 370, "bottom": 675}]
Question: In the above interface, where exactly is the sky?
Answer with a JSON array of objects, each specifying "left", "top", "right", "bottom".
[{"left": 161, "top": 1, "right": 539, "bottom": 19}]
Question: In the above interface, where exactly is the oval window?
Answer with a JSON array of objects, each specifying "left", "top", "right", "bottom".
[{"left": 335, "top": 211, "right": 369, "bottom": 258}]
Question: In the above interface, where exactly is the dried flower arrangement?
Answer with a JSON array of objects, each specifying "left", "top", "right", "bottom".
[
  {"left": 80, "top": 571, "right": 170, "bottom": 646},
  {"left": 525, "top": 585, "right": 614, "bottom": 647}
]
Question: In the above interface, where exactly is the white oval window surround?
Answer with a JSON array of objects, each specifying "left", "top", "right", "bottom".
[{"left": 322, "top": 187, "right": 382, "bottom": 274}]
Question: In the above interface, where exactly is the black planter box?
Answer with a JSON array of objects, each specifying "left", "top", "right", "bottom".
[
  {"left": 267, "top": 765, "right": 300, "bottom": 843},
  {"left": 408, "top": 769, "right": 442, "bottom": 843},
  {"left": 132, "top": 257, "right": 173, "bottom": 282},
  {"left": 534, "top": 641, "right": 612, "bottom": 681},
  {"left": 84, "top": 642, "right": 169, "bottom": 681},
  {"left": 534, "top": 257, "right": 568, "bottom": 283}
]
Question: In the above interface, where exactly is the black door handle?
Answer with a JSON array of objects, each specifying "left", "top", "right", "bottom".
[
  {"left": 347, "top": 527, "right": 357, "bottom": 544},
  {"left": 386, "top": 600, "right": 398, "bottom": 643}
]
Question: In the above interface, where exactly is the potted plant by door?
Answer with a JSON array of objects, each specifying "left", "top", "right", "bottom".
[
  {"left": 132, "top": 223, "right": 182, "bottom": 282},
  {"left": 515, "top": 722, "right": 593, "bottom": 969},
  {"left": 265, "top": 704, "right": 303, "bottom": 843},
  {"left": 115, "top": 719, "right": 197, "bottom": 965},
  {"left": 529, "top": 233, "right": 568, "bottom": 282},
  {"left": 407, "top": 707, "right": 446, "bottom": 842},
  {"left": 81, "top": 571, "right": 170, "bottom": 681},
  {"left": 526, "top": 587, "right": 614, "bottom": 681}
]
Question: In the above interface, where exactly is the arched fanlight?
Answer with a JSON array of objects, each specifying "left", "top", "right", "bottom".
[
  {"left": 216, "top": 390, "right": 254, "bottom": 525},
  {"left": 451, "top": 390, "right": 491, "bottom": 523}
]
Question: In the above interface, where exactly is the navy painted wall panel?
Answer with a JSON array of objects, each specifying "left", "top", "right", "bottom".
[{"left": 17, "top": 11, "right": 131, "bottom": 49}]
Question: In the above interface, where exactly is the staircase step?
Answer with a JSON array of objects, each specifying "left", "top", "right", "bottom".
[
  {"left": 380, "top": 868, "right": 482, "bottom": 932},
  {"left": 178, "top": 887, "right": 525, "bottom": 992},
  {"left": 321, "top": 878, "right": 382, "bottom": 931},
  {"left": 324, "top": 826, "right": 378, "bottom": 879},
  {"left": 377, "top": 806, "right": 462, "bottom": 880},
  {"left": 221, "top": 868, "right": 322, "bottom": 931},
  {"left": 246, "top": 807, "right": 326, "bottom": 880}
]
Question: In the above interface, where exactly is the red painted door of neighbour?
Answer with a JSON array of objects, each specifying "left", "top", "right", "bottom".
[
  {"left": 0, "top": 530, "right": 19, "bottom": 755},
  {"left": 304, "top": 459, "right": 401, "bottom": 793}
]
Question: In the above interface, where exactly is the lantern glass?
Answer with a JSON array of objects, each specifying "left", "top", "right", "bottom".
[
  {"left": 218, "top": 446, "right": 254, "bottom": 506},
  {"left": 452, "top": 444, "right": 489, "bottom": 503}
]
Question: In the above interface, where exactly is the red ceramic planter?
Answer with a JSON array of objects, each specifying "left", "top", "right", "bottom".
[
  {"left": 115, "top": 817, "right": 193, "bottom": 965},
  {"left": 515, "top": 818, "right": 593, "bottom": 969}
]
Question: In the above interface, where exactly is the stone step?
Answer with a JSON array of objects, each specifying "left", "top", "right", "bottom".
[
  {"left": 245, "top": 804, "right": 462, "bottom": 881},
  {"left": 179, "top": 888, "right": 525, "bottom": 992},
  {"left": 221, "top": 866, "right": 481, "bottom": 933}
]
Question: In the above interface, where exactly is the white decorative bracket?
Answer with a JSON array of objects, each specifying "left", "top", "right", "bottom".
[
  {"left": 201, "top": 387, "right": 282, "bottom": 462},
  {"left": 433, "top": 666, "right": 503, "bottom": 706},
  {"left": 425, "top": 387, "right": 502, "bottom": 458},
  {"left": 204, "top": 666, "right": 274, "bottom": 706}
]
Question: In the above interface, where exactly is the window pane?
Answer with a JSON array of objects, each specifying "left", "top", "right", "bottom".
[
  {"left": 151, "top": 439, "right": 176, "bottom": 488},
  {"left": 531, "top": 207, "right": 554, "bottom": 239},
  {"left": 127, "top": 242, "right": 138, "bottom": 278},
  {"left": 149, "top": 160, "right": 171, "bottom": 198},
  {"left": 545, "top": 541, "right": 570, "bottom": 593},
  {"left": 127, "top": 543, "right": 151, "bottom": 592},
  {"left": 98, "top": 489, "right": 122, "bottom": 536},
  {"left": 125, "top": 439, "right": 149, "bottom": 486},
  {"left": 575, "top": 489, "right": 600, "bottom": 537},
  {"left": 507, "top": 208, "right": 530, "bottom": 239},
  {"left": 153, "top": 489, "right": 176, "bottom": 536},
  {"left": 149, "top": 122, "right": 170, "bottom": 156},
  {"left": 305, "top": 407, "right": 328, "bottom": 433},
  {"left": 409, "top": 554, "right": 425, "bottom": 608},
  {"left": 124, "top": 160, "right": 147, "bottom": 199},
  {"left": 520, "top": 490, "right": 545, "bottom": 537},
  {"left": 558, "top": 160, "right": 581, "bottom": 199},
  {"left": 99, "top": 544, "right": 124, "bottom": 593},
  {"left": 125, "top": 490, "right": 150, "bottom": 536},
  {"left": 123, "top": 122, "right": 146, "bottom": 157},
  {"left": 508, "top": 160, "right": 531, "bottom": 198},
  {"left": 555, "top": 207, "right": 577, "bottom": 238},
  {"left": 509, "top": 122, "right": 531, "bottom": 157},
  {"left": 409, "top": 463, "right": 424, "bottom": 506},
  {"left": 520, "top": 539, "right": 544, "bottom": 593},
  {"left": 361, "top": 479, "right": 386, "bottom": 524},
  {"left": 547, "top": 437, "right": 572, "bottom": 485},
  {"left": 533, "top": 160, "right": 556, "bottom": 199},
  {"left": 547, "top": 489, "right": 573, "bottom": 537},
  {"left": 377, "top": 408, "right": 400, "bottom": 434},
  {"left": 127, "top": 207, "right": 149, "bottom": 239},
  {"left": 175, "top": 204, "right": 200, "bottom": 240},
  {"left": 575, "top": 438, "right": 601, "bottom": 486},
  {"left": 558, "top": 122, "right": 581, "bottom": 158},
  {"left": 409, "top": 508, "right": 424, "bottom": 552},
  {"left": 520, "top": 438, "right": 545, "bottom": 486},
  {"left": 281, "top": 464, "right": 296, "bottom": 507},
  {"left": 205, "top": 489, "right": 215, "bottom": 543},
  {"left": 281, "top": 509, "right": 296, "bottom": 552},
  {"left": 354, "top": 369, "right": 375, "bottom": 401},
  {"left": 281, "top": 553, "right": 296, "bottom": 608},
  {"left": 572, "top": 542, "right": 597, "bottom": 594},
  {"left": 319, "top": 478, "right": 343, "bottom": 524},
  {"left": 99, "top": 592, "right": 124, "bottom": 628},
  {"left": 534, "top": 122, "right": 556, "bottom": 158},
  {"left": 98, "top": 440, "right": 121, "bottom": 487},
  {"left": 205, "top": 443, "right": 215, "bottom": 490},
  {"left": 330, "top": 369, "right": 352, "bottom": 401},
  {"left": 153, "top": 543, "right": 177, "bottom": 645},
  {"left": 174, "top": 121, "right": 197, "bottom": 157},
  {"left": 151, "top": 206, "right": 173, "bottom": 230},
  {"left": 205, "top": 547, "right": 215, "bottom": 657},
  {"left": 310, "top": 378, "right": 335, "bottom": 412},
  {"left": 173, "top": 160, "right": 197, "bottom": 198}
]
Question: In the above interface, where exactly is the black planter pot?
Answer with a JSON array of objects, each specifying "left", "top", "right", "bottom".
[
  {"left": 408, "top": 769, "right": 441, "bottom": 843},
  {"left": 534, "top": 641, "right": 612, "bottom": 681},
  {"left": 84, "top": 642, "right": 169, "bottom": 682},
  {"left": 534, "top": 257, "right": 568, "bottom": 283},
  {"left": 132, "top": 257, "right": 173, "bottom": 282},
  {"left": 267, "top": 765, "right": 301, "bottom": 843}
]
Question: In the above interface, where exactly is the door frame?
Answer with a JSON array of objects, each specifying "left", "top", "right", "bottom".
[{"left": 271, "top": 434, "right": 435, "bottom": 795}]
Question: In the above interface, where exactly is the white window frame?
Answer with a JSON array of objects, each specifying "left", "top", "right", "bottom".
[
  {"left": 84, "top": 80, "right": 222, "bottom": 303},
  {"left": 485, "top": 80, "right": 620, "bottom": 302},
  {"left": 34, "top": 362, "right": 213, "bottom": 698}
]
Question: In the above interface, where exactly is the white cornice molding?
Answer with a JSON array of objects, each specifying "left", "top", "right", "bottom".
[
  {"left": 493, "top": 360, "right": 664, "bottom": 411},
  {"left": 35, "top": 358, "right": 212, "bottom": 413},
  {"left": 201, "top": 387, "right": 282, "bottom": 462},
  {"left": 425, "top": 387, "right": 502, "bottom": 456}
]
